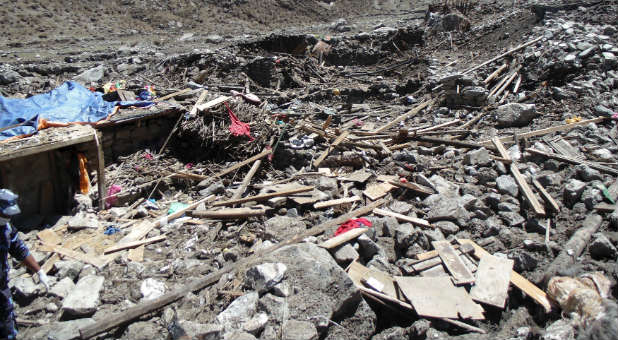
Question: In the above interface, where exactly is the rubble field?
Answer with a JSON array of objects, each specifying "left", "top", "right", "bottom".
[{"left": 1, "top": 0, "right": 618, "bottom": 340}]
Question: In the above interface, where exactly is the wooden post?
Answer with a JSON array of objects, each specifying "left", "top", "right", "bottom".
[{"left": 94, "top": 132, "right": 106, "bottom": 210}]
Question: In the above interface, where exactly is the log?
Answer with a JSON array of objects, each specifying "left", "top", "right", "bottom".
[
  {"left": 79, "top": 199, "right": 386, "bottom": 339},
  {"left": 543, "top": 214, "right": 602, "bottom": 284},
  {"left": 230, "top": 157, "right": 263, "bottom": 201}
]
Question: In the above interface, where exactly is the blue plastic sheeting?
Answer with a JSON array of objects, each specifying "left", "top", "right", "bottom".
[{"left": 0, "top": 81, "right": 152, "bottom": 140}]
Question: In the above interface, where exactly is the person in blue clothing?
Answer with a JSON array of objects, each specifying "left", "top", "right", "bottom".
[{"left": 0, "top": 189, "right": 49, "bottom": 340}]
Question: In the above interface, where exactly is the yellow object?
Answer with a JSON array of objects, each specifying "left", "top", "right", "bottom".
[
  {"left": 332, "top": 88, "right": 340, "bottom": 96},
  {"left": 566, "top": 116, "right": 582, "bottom": 124},
  {"left": 78, "top": 153, "right": 90, "bottom": 194}
]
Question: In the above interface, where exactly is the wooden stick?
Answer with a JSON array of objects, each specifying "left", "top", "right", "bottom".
[
  {"left": 488, "top": 73, "right": 511, "bottom": 98},
  {"left": 462, "top": 37, "right": 543, "bottom": 75},
  {"left": 191, "top": 207, "right": 266, "bottom": 219},
  {"left": 313, "top": 130, "right": 350, "bottom": 168},
  {"left": 492, "top": 138, "right": 545, "bottom": 216},
  {"left": 196, "top": 96, "right": 231, "bottom": 111},
  {"left": 532, "top": 179, "right": 560, "bottom": 212},
  {"left": 103, "top": 235, "right": 166, "bottom": 254},
  {"left": 214, "top": 149, "right": 272, "bottom": 179},
  {"left": 526, "top": 148, "right": 618, "bottom": 176},
  {"left": 319, "top": 227, "right": 368, "bottom": 249},
  {"left": 483, "top": 63, "right": 508, "bottom": 84},
  {"left": 412, "top": 136, "right": 495, "bottom": 151},
  {"left": 513, "top": 74, "right": 522, "bottom": 93},
  {"left": 373, "top": 99, "right": 434, "bottom": 133},
  {"left": 231, "top": 158, "right": 263, "bottom": 200},
  {"left": 491, "top": 67, "right": 521, "bottom": 99},
  {"left": 374, "top": 208, "right": 432, "bottom": 228},
  {"left": 94, "top": 133, "right": 106, "bottom": 211},
  {"left": 154, "top": 88, "right": 191, "bottom": 102},
  {"left": 415, "top": 119, "right": 461, "bottom": 133},
  {"left": 459, "top": 110, "right": 489, "bottom": 130},
  {"left": 189, "top": 89, "right": 209, "bottom": 117},
  {"left": 479, "top": 117, "right": 607, "bottom": 147},
  {"left": 314, "top": 196, "right": 361, "bottom": 209},
  {"left": 79, "top": 199, "right": 386, "bottom": 339},
  {"left": 213, "top": 186, "right": 314, "bottom": 207}
]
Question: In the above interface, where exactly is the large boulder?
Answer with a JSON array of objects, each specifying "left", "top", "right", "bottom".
[{"left": 61, "top": 275, "right": 104, "bottom": 316}]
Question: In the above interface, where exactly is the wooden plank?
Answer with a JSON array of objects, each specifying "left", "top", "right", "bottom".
[
  {"left": 387, "top": 180, "right": 433, "bottom": 195},
  {"left": 546, "top": 137, "right": 583, "bottom": 160},
  {"left": 154, "top": 88, "right": 191, "bottom": 102},
  {"left": 363, "top": 183, "right": 395, "bottom": 201},
  {"left": 118, "top": 220, "right": 157, "bottom": 245},
  {"left": 319, "top": 228, "right": 368, "bottom": 249},
  {"left": 0, "top": 126, "right": 95, "bottom": 162},
  {"left": 313, "top": 130, "right": 350, "bottom": 168},
  {"left": 462, "top": 37, "right": 543, "bottom": 76},
  {"left": 373, "top": 99, "right": 434, "bottom": 133},
  {"left": 532, "top": 179, "right": 561, "bottom": 212},
  {"left": 594, "top": 203, "right": 616, "bottom": 213},
  {"left": 469, "top": 255, "right": 514, "bottom": 308},
  {"left": 526, "top": 148, "right": 618, "bottom": 176},
  {"left": 314, "top": 196, "right": 361, "bottom": 209},
  {"left": 189, "top": 89, "right": 209, "bottom": 117},
  {"left": 395, "top": 276, "right": 485, "bottom": 320},
  {"left": 340, "top": 170, "right": 372, "bottom": 183},
  {"left": 40, "top": 253, "right": 60, "bottom": 274},
  {"left": 117, "top": 89, "right": 136, "bottom": 101},
  {"left": 196, "top": 96, "right": 231, "bottom": 111},
  {"left": 127, "top": 246, "right": 144, "bottom": 262},
  {"left": 433, "top": 241, "right": 475, "bottom": 285},
  {"left": 94, "top": 132, "right": 106, "bottom": 211},
  {"left": 480, "top": 117, "right": 607, "bottom": 147},
  {"left": 191, "top": 207, "right": 266, "bottom": 219},
  {"left": 457, "top": 239, "right": 553, "bottom": 312},
  {"left": 39, "top": 243, "right": 112, "bottom": 270},
  {"left": 374, "top": 208, "right": 432, "bottom": 228},
  {"left": 347, "top": 261, "right": 398, "bottom": 298},
  {"left": 103, "top": 235, "right": 166, "bottom": 254},
  {"left": 213, "top": 186, "right": 314, "bottom": 207},
  {"left": 484, "top": 63, "right": 508, "bottom": 84},
  {"left": 492, "top": 138, "right": 545, "bottom": 216},
  {"left": 37, "top": 229, "right": 62, "bottom": 245}
]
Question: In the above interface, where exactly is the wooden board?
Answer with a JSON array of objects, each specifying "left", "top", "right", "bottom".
[
  {"left": 39, "top": 243, "right": 112, "bottom": 270},
  {"left": 387, "top": 180, "right": 433, "bottom": 195},
  {"left": 118, "top": 220, "right": 157, "bottom": 244},
  {"left": 103, "top": 235, "right": 166, "bottom": 254},
  {"left": 340, "top": 170, "right": 372, "bottom": 183},
  {"left": 457, "top": 239, "right": 553, "bottom": 312},
  {"left": 363, "top": 183, "right": 395, "bottom": 201},
  {"left": 192, "top": 207, "right": 266, "bottom": 219},
  {"left": 314, "top": 196, "right": 361, "bottom": 209},
  {"left": 319, "top": 228, "right": 368, "bottom": 249},
  {"left": 127, "top": 246, "right": 144, "bottom": 262},
  {"left": 395, "top": 276, "right": 485, "bottom": 320},
  {"left": 374, "top": 208, "right": 432, "bottom": 228},
  {"left": 527, "top": 147, "right": 618, "bottom": 176},
  {"left": 196, "top": 96, "right": 231, "bottom": 111},
  {"left": 0, "top": 125, "right": 95, "bottom": 162},
  {"left": 433, "top": 241, "right": 475, "bottom": 285},
  {"left": 469, "top": 255, "right": 514, "bottom": 308},
  {"left": 594, "top": 203, "right": 616, "bottom": 213},
  {"left": 347, "top": 261, "right": 398, "bottom": 298},
  {"left": 37, "top": 229, "right": 62, "bottom": 245}
]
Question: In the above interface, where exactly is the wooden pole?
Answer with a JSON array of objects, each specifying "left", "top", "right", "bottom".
[{"left": 94, "top": 132, "right": 106, "bottom": 211}]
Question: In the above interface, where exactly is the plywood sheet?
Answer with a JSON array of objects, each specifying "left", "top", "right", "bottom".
[
  {"left": 469, "top": 255, "right": 514, "bottom": 308},
  {"left": 433, "top": 241, "right": 475, "bottom": 285}
]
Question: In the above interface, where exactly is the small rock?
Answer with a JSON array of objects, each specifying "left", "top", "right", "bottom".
[
  {"left": 223, "top": 331, "right": 257, "bottom": 340},
  {"left": 499, "top": 211, "right": 526, "bottom": 227},
  {"left": 217, "top": 292, "right": 259, "bottom": 330},
  {"left": 496, "top": 175, "right": 519, "bottom": 197},
  {"left": 543, "top": 319, "right": 575, "bottom": 340},
  {"left": 464, "top": 147, "right": 492, "bottom": 166},
  {"left": 357, "top": 233, "right": 383, "bottom": 260},
  {"left": 140, "top": 278, "right": 166, "bottom": 301},
  {"left": 179, "top": 321, "right": 223, "bottom": 340},
  {"left": 49, "top": 277, "right": 76, "bottom": 299},
  {"left": 125, "top": 321, "right": 160, "bottom": 340},
  {"left": 331, "top": 243, "right": 360, "bottom": 266},
  {"left": 242, "top": 313, "right": 268, "bottom": 335},
  {"left": 575, "top": 165, "right": 602, "bottom": 181},
  {"left": 74, "top": 65, "right": 105, "bottom": 84},
  {"left": 563, "top": 179, "right": 587, "bottom": 207},
  {"left": 245, "top": 263, "right": 287, "bottom": 294},
  {"left": 508, "top": 250, "right": 537, "bottom": 272},
  {"left": 589, "top": 233, "right": 618, "bottom": 259},
  {"left": 11, "top": 276, "right": 40, "bottom": 299},
  {"left": 54, "top": 260, "right": 84, "bottom": 281},
  {"left": 494, "top": 103, "right": 538, "bottom": 127},
  {"left": 23, "top": 318, "right": 95, "bottom": 340},
  {"left": 433, "top": 221, "right": 459, "bottom": 235},
  {"left": 281, "top": 320, "right": 318, "bottom": 340},
  {"left": 0, "top": 69, "right": 20, "bottom": 85},
  {"left": 46, "top": 302, "right": 59, "bottom": 313}
]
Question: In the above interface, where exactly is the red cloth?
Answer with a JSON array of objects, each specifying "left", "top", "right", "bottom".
[
  {"left": 334, "top": 218, "right": 372, "bottom": 236},
  {"left": 225, "top": 102, "right": 254, "bottom": 141}
]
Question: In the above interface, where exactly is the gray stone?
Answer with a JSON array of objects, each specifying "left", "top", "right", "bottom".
[
  {"left": 429, "top": 175, "right": 459, "bottom": 196},
  {"left": 54, "top": 260, "right": 84, "bottom": 281},
  {"left": 140, "top": 278, "right": 166, "bottom": 301},
  {"left": 245, "top": 263, "right": 287, "bottom": 294},
  {"left": 317, "top": 176, "right": 338, "bottom": 196},
  {"left": 332, "top": 243, "right": 359, "bottom": 266},
  {"left": 22, "top": 318, "right": 95, "bottom": 340},
  {"left": 50, "top": 277, "right": 76, "bottom": 299},
  {"left": 423, "top": 194, "right": 471, "bottom": 226},
  {"left": 497, "top": 202, "right": 519, "bottom": 212},
  {"left": 125, "top": 321, "right": 161, "bottom": 340},
  {"left": 11, "top": 276, "right": 40, "bottom": 299},
  {"left": 589, "top": 233, "right": 618, "bottom": 259},
  {"left": 499, "top": 211, "right": 526, "bottom": 227},
  {"left": 217, "top": 292, "right": 259, "bottom": 330},
  {"left": 389, "top": 200, "right": 413, "bottom": 215},
  {"left": 74, "top": 65, "right": 105, "bottom": 84},
  {"left": 371, "top": 326, "right": 407, "bottom": 340},
  {"left": 67, "top": 213, "right": 100, "bottom": 230},
  {"left": 264, "top": 216, "right": 307, "bottom": 240},
  {"left": 242, "top": 313, "right": 268, "bottom": 335},
  {"left": 464, "top": 147, "right": 491, "bottom": 166},
  {"left": 198, "top": 180, "right": 225, "bottom": 196},
  {"left": 434, "top": 221, "right": 459, "bottom": 235},
  {"left": 543, "top": 319, "right": 575, "bottom": 340},
  {"left": 180, "top": 321, "right": 223, "bottom": 340},
  {"left": 282, "top": 320, "right": 318, "bottom": 340},
  {"left": 423, "top": 228, "right": 445, "bottom": 242},
  {"left": 224, "top": 331, "right": 258, "bottom": 340},
  {"left": 563, "top": 179, "right": 587, "bottom": 207},
  {"left": 0, "top": 69, "right": 20, "bottom": 85},
  {"left": 258, "top": 293, "right": 288, "bottom": 322},
  {"left": 324, "top": 298, "right": 376, "bottom": 340},
  {"left": 581, "top": 186, "right": 603, "bottom": 210},
  {"left": 508, "top": 250, "right": 537, "bottom": 272},
  {"left": 494, "top": 103, "right": 538, "bottom": 127},
  {"left": 46, "top": 302, "right": 59, "bottom": 313},
  {"left": 272, "top": 281, "right": 292, "bottom": 297},
  {"left": 357, "top": 233, "right": 383, "bottom": 260},
  {"left": 62, "top": 275, "right": 104, "bottom": 316},
  {"left": 496, "top": 175, "right": 519, "bottom": 197},
  {"left": 591, "top": 148, "right": 614, "bottom": 162},
  {"left": 261, "top": 243, "right": 360, "bottom": 327},
  {"left": 575, "top": 165, "right": 602, "bottom": 181}
]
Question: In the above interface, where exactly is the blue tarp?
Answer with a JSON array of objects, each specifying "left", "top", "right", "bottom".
[{"left": 0, "top": 81, "right": 151, "bottom": 140}]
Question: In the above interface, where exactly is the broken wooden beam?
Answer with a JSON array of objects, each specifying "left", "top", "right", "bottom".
[
  {"left": 373, "top": 208, "right": 432, "bottom": 228},
  {"left": 191, "top": 207, "right": 266, "bottom": 219},
  {"left": 532, "top": 179, "right": 561, "bottom": 213},
  {"left": 213, "top": 186, "right": 314, "bottom": 207},
  {"left": 314, "top": 196, "right": 361, "bottom": 209},
  {"left": 313, "top": 130, "right": 350, "bottom": 168},
  {"left": 526, "top": 147, "right": 618, "bottom": 176},
  {"left": 387, "top": 180, "right": 433, "bottom": 195},
  {"left": 319, "top": 227, "right": 368, "bottom": 249},
  {"left": 214, "top": 149, "right": 273, "bottom": 178},
  {"left": 103, "top": 235, "right": 167, "bottom": 255},
  {"left": 154, "top": 88, "right": 192, "bottom": 102}
]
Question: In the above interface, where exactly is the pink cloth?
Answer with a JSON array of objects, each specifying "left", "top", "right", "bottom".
[
  {"left": 225, "top": 102, "right": 254, "bottom": 141},
  {"left": 334, "top": 218, "right": 372, "bottom": 236},
  {"left": 105, "top": 184, "right": 122, "bottom": 208}
]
